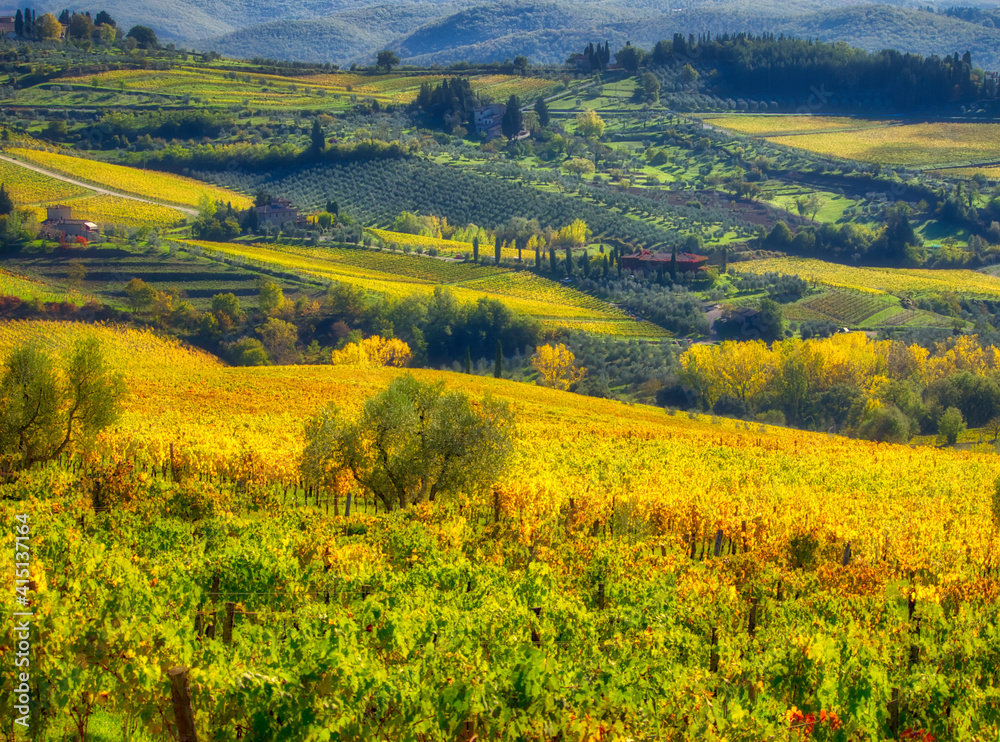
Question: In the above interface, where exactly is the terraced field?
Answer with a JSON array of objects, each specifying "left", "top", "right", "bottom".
[
  {"left": 189, "top": 239, "right": 667, "bottom": 336},
  {"left": 3, "top": 243, "right": 316, "bottom": 310},
  {"left": 0, "top": 268, "right": 96, "bottom": 304}
]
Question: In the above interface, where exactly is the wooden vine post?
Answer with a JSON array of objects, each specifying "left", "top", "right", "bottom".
[
  {"left": 167, "top": 666, "right": 198, "bottom": 742},
  {"left": 223, "top": 602, "right": 235, "bottom": 645}
]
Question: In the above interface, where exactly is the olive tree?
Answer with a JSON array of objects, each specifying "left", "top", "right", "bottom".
[
  {"left": 0, "top": 338, "right": 125, "bottom": 476},
  {"left": 301, "top": 375, "right": 516, "bottom": 510}
]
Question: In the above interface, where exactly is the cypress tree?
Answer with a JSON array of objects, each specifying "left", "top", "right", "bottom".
[
  {"left": 310, "top": 118, "right": 325, "bottom": 153},
  {"left": 494, "top": 340, "right": 502, "bottom": 379},
  {"left": 534, "top": 97, "right": 550, "bottom": 128},
  {"left": 720, "top": 246, "right": 728, "bottom": 274},
  {"left": 565, "top": 245, "right": 573, "bottom": 276},
  {"left": 602, "top": 254, "right": 609, "bottom": 277},
  {"left": 549, "top": 247, "right": 557, "bottom": 273},
  {"left": 14, "top": 9, "right": 22, "bottom": 36},
  {"left": 473, "top": 236, "right": 479, "bottom": 263},
  {"left": 0, "top": 183, "right": 13, "bottom": 215},
  {"left": 534, "top": 241, "right": 541, "bottom": 269},
  {"left": 669, "top": 247, "right": 677, "bottom": 282},
  {"left": 464, "top": 346, "right": 472, "bottom": 374},
  {"left": 494, "top": 234, "right": 501, "bottom": 264},
  {"left": 582, "top": 250, "right": 591, "bottom": 277}
]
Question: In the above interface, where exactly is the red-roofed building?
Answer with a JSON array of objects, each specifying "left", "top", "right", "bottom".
[{"left": 620, "top": 248, "right": 708, "bottom": 273}]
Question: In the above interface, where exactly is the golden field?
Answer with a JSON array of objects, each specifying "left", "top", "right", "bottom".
[
  {"left": 8, "top": 148, "right": 252, "bottom": 209},
  {"left": 734, "top": 256, "right": 1000, "bottom": 297},
  {"left": 767, "top": 122, "right": 1000, "bottom": 168},
  {"left": 0, "top": 319, "right": 997, "bottom": 575}
]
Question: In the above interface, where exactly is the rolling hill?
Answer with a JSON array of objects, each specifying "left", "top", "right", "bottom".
[{"left": 183, "top": 1, "right": 1000, "bottom": 71}]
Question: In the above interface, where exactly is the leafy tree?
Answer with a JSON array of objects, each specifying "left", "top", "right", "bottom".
[
  {"left": 376, "top": 50, "right": 399, "bottom": 73},
  {"left": 858, "top": 404, "right": 911, "bottom": 443},
  {"left": 986, "top": 415, "right": 1000, "bottom": 443},
  {"left": 125, "top": 25, "right": 157, "bottom": 49},
  {"left": 532, "top": 343, "right": 587, "bottom": 390},
  {"left": 757, "top": 298, "right": 784, "bottom": 343},
  {"left": 124, "top": 278, "right": 155, "bottom": 313},
  {"left": 534, "top": 97, "right": 550, "bottom": 128},
  {"left": 330, "top": 336, "right": 412, "bottom": 367},
  {"left": 259, "top": 318, "right": 299, "bottom": 365},
  {"left": 211, "top": 292, "right": 243, "bottom": 325},
  {"left": 257, "top": 279, "right": 285, "bottom": 315},
  {"left": 94, "top": 10, "right": 115, "bottom": 27},
  {"left": 301, "top": 375, "right": 516, "bottom": 510},
  {"left": 0, "top": 338, "right": 125, "bottom": 476},
  {"left": 310, "top": 118, "right": 325, "bottom": 153},
  {"left": 35, "top": 13, "right": 62, "bottom": 40},
  {"left": 68, "top": 13, "right": 94, "bottom": 39},
  {"left": 513, "top": 55, "right": 529, "bottom": 72},
  {"left": 640, "top": 72, "right": 660, "bottom": 103},
  {"left": 937, "top": 406, "right": 966, "bottom": 445},
  {"left": 614, "top": 43, "right": 645, "bottom": 72},
  {"left": 58, "top": 9, "right": 69, "bottom": 24},
  {"left": 0, "top": 183, "right": 13, "bottom": 216},
  {"left": 227, "top": 337, "right": 269, "bottom": 366},
  {"left": 501, "top": 95, "right": 523, "bottom": 140},
  {"left": 575, "top": 109, "right": 605, "bottom": 139}
]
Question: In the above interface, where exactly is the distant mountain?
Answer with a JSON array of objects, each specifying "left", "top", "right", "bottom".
[
  {"left": 39, "top": 0, "right": 1000, "bottom": 71},
  {"left": 44, "top": 0, "right": 462, "bottom": 43},
  {"left": 198, "top": 4, "right": 463, "bottom": 65}
]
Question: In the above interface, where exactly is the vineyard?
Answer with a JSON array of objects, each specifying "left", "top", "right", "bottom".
[
  {"left": 798, "top": 289, "right": 899, "bottom": 326},
  {"left": 734, "top": 257, "right": 1000, "bottom": 298},
  {"left": 0, "top": 158, "right": 89, "bottom": 204},
  {"left": 8, "top": 148, "right": 252, "bottom": 210},
  {"left": 701, "top": 115, "right": 894, "bottom": 137},
  {"left": 188, "top": 239, "right": 666, "bottom": 335},
  {"left": 767, "top": 122, "right": 1000, "bottom": 168},
  {"left": 3, "top": 320, "right": 1000, "bottom": 740},
  {"left": 66, "top": 195, "right": 187, "bottom": 228}
]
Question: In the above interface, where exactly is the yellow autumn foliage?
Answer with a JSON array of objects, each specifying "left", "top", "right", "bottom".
[
  {"left": 532, "top": 343, "right": 587, "bottom": 390},
  {"left": 330, "top": 335, "right": 412, "bottom": 368}
]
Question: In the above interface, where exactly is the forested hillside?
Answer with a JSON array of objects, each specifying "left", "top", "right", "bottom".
[{"left": 187, "top": 1, "right": 1000, "bottom": 70}]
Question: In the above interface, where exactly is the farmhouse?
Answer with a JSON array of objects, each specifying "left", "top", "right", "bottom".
[
  {"left": 620, "top": 248, "right": 708, "bottom": 273},
  {"left": 472, "top": 103, "right": 505, "bottom": 138},
  {"left": 254, "top": 197, "right": 306, "bottom": 228},
  {"left": 41, "top": 204, "right": 99, "bottom": 240}
]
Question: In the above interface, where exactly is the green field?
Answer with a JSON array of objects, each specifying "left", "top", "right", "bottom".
[{"left": 19, "top": 67, "right": 558, "bottom": 111}]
